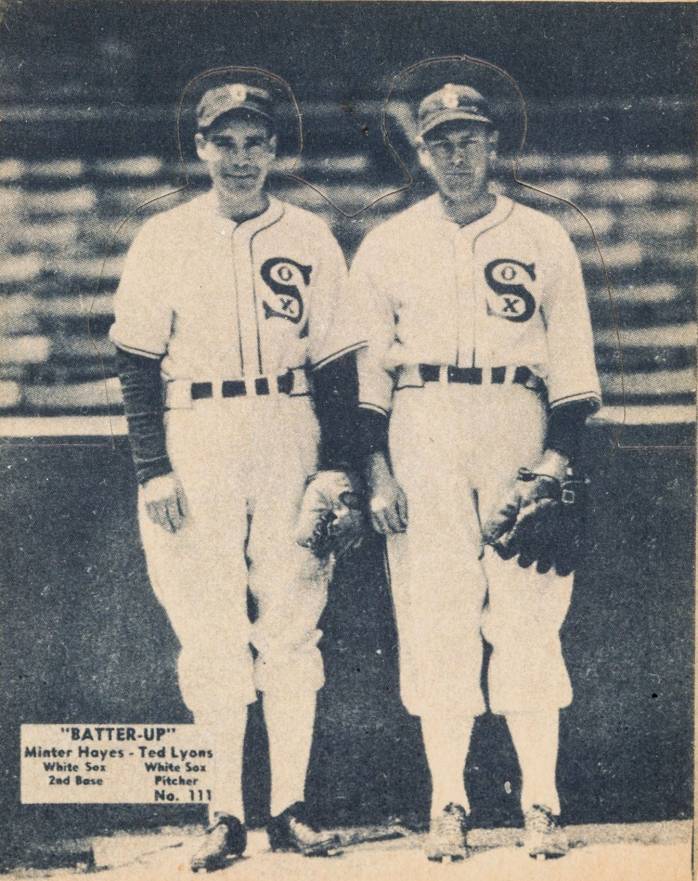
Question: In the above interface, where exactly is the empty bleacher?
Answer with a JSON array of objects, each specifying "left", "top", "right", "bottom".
[{"left": 0, "top": 101, "right": 695, "bottom": 426}]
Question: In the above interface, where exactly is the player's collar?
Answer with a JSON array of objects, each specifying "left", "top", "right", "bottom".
[
  {"left": 232, "top": 195, "right": 284, "bottom": 234},
  {"left": 202, "top": 190, "right": 284, "bottom": 232},
  {"left": 431, "top": 192, "right": 513, "bottom": 234}
]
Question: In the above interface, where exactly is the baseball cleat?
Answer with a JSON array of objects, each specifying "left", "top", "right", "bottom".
[
  {"left": 267, "top": 801, "right": 342, "bottom": 856},
  {"left": 425, "top": 803, "right": 470, "bottom": 862},
  {"left": 523, "top": 804, "right": 569, "bottom": 860},
  {"left": 190, "top": 813, "right": 247, "bottom": 873}
]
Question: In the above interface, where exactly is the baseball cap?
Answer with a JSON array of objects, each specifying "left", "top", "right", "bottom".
[
  {"left": 196, "top": 83, "right": 274, "bottom": 131},
  {"left": 418, "top": 83, "right": 493, "bottom": 138}
]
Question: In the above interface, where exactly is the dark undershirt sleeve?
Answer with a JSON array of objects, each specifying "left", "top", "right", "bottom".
[
  {"left": 312, "top": 353, "right": 365, "bottom": 472},
  {"left": 545, "top": 399, "right": 596, "bottom": 463},
  {"left": 115, "top": 346, "right": 172, "bottom": 485},
  {"left": 355, "top": 407, "right": 389, "bottom": 461}
]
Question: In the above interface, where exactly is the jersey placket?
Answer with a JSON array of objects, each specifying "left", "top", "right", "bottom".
[
  {"left": 454, "top": 225, "right": 477, "bottom": 369},
  {"left": 228, "top": 201, "right": 284, "bottom": 380},
  {"left": 463, "top": 197, "right": 516, "bottom": 373}
]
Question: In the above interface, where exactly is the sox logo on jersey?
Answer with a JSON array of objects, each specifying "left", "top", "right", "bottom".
[
  {"left": 484, "top": 258, "right": 537, "bottom": 323},
  {"left": 261, "top": 257, "right": 313, "bottom": 324}
]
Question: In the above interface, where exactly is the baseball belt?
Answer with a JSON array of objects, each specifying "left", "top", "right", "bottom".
[
  {"left": 165, "top": 367, "right": 309, "bottom": 408},
  {"left": 396, "top": 364, "right": 546, "bottom": 392}
]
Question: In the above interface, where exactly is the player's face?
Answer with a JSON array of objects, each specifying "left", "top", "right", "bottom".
[
  {"left": 195, "top": 115, "right": 276, "bottom": 197},
  {"left": 420, "top": 121, "right": 496, "bottom": 202}
]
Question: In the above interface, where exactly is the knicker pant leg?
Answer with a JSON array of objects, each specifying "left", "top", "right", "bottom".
[
  {"left": 474, "top": 385, "right": 573, "bottom": 715},
  {"left": 388, "top": 389, "right": 488, "bottom": 720},
  {"left": 244, "top": 398, "right": 327, "bottom": 813},
  {"left": 245, "top": 396, "right": 328, "bottom": 697},
  {"left": 248, "top": 532, "right": 327, "bottom": 814},
  {"left": 138, "top": 409, "right": 257, "bottom": 818},
  {"left": 246, "top": 492, "right": 328, "bottom": 693},
  {"left": 138, "top": 464, "right": 256, "bottom": 715},
  {"left": 386, "top": 510, "right": 487, "bottom": 720},
  {"left": 481, "top": 555, "right": 574, "bottom": 714}
]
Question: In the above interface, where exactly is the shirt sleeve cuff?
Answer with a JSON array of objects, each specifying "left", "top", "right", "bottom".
[
  {"left": 311, "top": 340, "right": 368, "bottom": 371},
  {"left": 358, "top": 401, "right": 390, "bottom": 417},
  {"left": 549, "top": 391, "right": 602, "bottom": 413}
]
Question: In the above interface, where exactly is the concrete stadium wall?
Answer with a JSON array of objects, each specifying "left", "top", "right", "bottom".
[{"left": 0, "top": 421, "right": 694, "bottom": 857}]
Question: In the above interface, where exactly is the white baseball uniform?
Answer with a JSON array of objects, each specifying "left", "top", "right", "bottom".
[
  {"left": 110, "top": 190, "right": 361, "bottom": 810},
  {"left": 346, "top": 192, "right": 601, "bottom": 719}
]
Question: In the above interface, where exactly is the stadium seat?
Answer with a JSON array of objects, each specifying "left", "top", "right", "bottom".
[
  {"left": 585, "top": 178, "right": 657, "bottom": 205},
  {"left": 0, "top": 159, "right": 25, "bottom": 181},
  {"left": 6, "top": 219, "right": 80, "bottom": 251},
  {"left": 557, "top": 207, "right": 616, "bottom": 239},
  {"left": 24, "top": 378, "right": 116, "bottom": 412},
  {"left": 601, "top": 366, "right": 695, "bottom": 400},
  {"left": 0, "top": 334, "right": 51, "bottom": 364},
  {"left": 619, "top": 208, "right": 693, "bottom": 240},
  {"left": 656, "top": 179, "right": 697, "bottom": 203},
  {"left": 22, "top": 187, "right": 97, "bottom": 215},
  {"left": 602, "top": 283, "right": 680, "bottom": 303},
  {"left": 0, "top": 186, "right": 25, "bottom": 213},
  {"left": 0, "top": 297, "right": 39, "bottom": 334},
  {"left": 624, "top": 153, "right": 693, "bottom": 173},
  {"left": 579, "top": 242, "right": 644, "bottom": 269},
  {"left": 500, "top": 154, "right": 551, "bottom": 175},
  {"left": 28, "top": 160, "right": 84, "bottom": 179},
  {"left": 558, "top": 154, "right": 612, "bottom": 176},
  {"left": 93, "top": 157, "right": 163, "bottom": 178},
  {"left": 0, "top": 381, "right": 22, "bottom": 409},
  {"left": 0, "top": 253, "right": 43, "bottom": 284}
]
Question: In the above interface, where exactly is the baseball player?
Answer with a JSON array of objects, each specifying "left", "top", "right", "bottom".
[
  {"left": 346, "top": 83, "right": 601, "bottom": 860},
  {"left": 110, "top": 78, "right": 363, "bottom": 871}
]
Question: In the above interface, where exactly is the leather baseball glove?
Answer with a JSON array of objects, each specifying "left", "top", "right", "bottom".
[
  {"left": 295, "top": 470, "right": 365, "bottom": 559},
  {"left": 482, "top": 467, "right": 590, "bottom": 576}
]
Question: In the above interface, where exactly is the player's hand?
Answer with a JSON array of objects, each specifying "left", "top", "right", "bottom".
[
  {"left": 142, "top": 472, "right": 188, "bottom": 534},
  {"left": 367, "top": 453, "right": 408, "bottom": 535},
  {"left": 514, "top": 449, "right": 570, "bottom": 509},
  {"left": 482, "top": 449, "right": 569, "bottom": 550},
  {"left": 532, "top": 449, "right": 569, "bottom": 483}
]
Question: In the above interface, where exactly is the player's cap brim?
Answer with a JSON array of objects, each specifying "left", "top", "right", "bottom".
[
  {"left": 197, "top": 101, "right": 273, "bottom": 131},
  {"left": 419, "top": 109, "right": 493, "bottom": 138}
]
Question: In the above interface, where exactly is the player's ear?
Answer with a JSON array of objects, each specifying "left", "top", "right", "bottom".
[
  {"left": 416, "top": 141, "right": 434, "bottom": 173},
  {"left": 194, "top": 131, "right": 208, "bottom": 161},
  {"left": 268, "top": 133, "right": 278, "bottom": 156},
  {"left": 487, "top": 128, "right": 499, "bottom": 160}
]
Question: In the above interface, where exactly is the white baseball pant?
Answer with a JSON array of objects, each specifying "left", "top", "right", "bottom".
[
  {"left": 386, "top": 379, "right": 574, "bottom": 719},
  {"left": 137, "top": 393, "right": 329, "bottom": 813}
]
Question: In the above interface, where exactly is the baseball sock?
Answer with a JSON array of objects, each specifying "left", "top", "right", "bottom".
[
  {"left": 264, "top": 689, "right": 317, "bottom": 817},
  {"left": 420, "top": 712, "right": 474, "bottom": 816},
  {"left": 505, "top": 709, "right": 561, "bottom": 815},
  {"left": 206, "top": 711, "right": 248, "bottom": 823}
]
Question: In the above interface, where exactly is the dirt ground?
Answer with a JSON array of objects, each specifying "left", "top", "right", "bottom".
[{"left": 4, "top": 820, "right": 692, "bottom": 881}]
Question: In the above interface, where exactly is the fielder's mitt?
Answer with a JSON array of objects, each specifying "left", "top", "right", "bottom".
[
  {"left": 295, "top": 470, "right": 365, "bottom": 559},
  {"left": 482, "top": 467, "right": 590, "bottom": 576}
]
